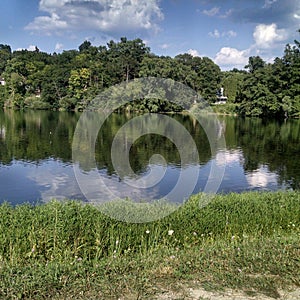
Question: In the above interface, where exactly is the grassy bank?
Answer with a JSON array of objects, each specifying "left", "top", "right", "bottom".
[
  {"left": 0, "top": 192, "right": 299, "bottom": 299},
  {"left": 211, "top": 103, "right": 239, "bottom": 115}
]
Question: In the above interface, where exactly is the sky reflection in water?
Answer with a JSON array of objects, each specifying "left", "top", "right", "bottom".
[{"left": 0, "top": 111, "right": 298, "bottom": 205}]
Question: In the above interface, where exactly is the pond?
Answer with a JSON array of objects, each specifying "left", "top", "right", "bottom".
[{"left": 0, "top": 110, "right": 299, "bottom": 205}]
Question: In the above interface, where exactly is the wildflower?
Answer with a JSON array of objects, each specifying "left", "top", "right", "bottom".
[
  {"left": 146, "top": 230, "right": 150, "bottom": 234},
  {"left": 116, "top": 240, "right": 119, "bottom": 245},
  {"left": 168, "top": 230, "right": 174, "bottom": 236},
  {"left": 193, "top": 232, "right": 197, "bottom": 236},
  {"left": 231, "top": 235, "right": 235, "bottom": 240},
  {"left": 170, "top": 255, "right": 176, "bottom": 260}
]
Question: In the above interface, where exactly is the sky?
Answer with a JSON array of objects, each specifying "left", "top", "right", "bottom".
[{"left": 0, "top": 0, "right": 300, "bottom": 70}]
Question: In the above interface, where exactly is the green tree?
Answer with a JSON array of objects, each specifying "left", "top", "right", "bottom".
[
  {"left": 79, "top": 40, "right": 92, "bottom": 53},
  {"left": 68, "top": 68, "right": 91, "bottom": 108},
  {"left": 175, "top": 54, "right": 221, "bottom": 101},
  {"left": 0, "top": 44, "right": 12, "bottom": 74},
  {"left": 221, "top": 71, "right": 246, "bottom": 102},
  {"left": 107, "top": 37, "right": 150, "bottom": 83},
  {"left": 245, "top": 56, "right": 266, "bottom": 73}
]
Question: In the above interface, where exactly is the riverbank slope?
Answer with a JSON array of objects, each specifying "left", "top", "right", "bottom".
[{"left": 0, "top": 191, "right": 299, "bottom": 299}]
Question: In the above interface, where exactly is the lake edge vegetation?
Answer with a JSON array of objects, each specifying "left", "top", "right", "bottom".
[
  {"left": 0, "top": 29, "right": 299, "bottom": 118},
  {"left": 0, "top": 191, "right": 299, "bottom": 299}
]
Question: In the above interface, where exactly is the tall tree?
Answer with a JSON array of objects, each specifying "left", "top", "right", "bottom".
[
  {"left": 245, "top": 56, "right": 266, "bottom": 73},
  {"left": 107, "top": 37, "right": 150, "bottom": 83}
]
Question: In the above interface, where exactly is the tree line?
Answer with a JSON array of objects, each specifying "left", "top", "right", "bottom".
[{"left": 0, "top": 32, "right": 299, "bottom": 117}]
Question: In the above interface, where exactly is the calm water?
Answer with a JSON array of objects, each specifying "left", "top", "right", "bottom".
[{"left": 0, "top": 110, "right": 299, "bottom": 205}]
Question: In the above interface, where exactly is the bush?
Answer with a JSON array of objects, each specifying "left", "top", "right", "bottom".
[
  {"left": 212, "top": 103, "right": 239, "bottom": 115},
  {"left": 24, "top": 96, "right": 51, "bottom": 110}
]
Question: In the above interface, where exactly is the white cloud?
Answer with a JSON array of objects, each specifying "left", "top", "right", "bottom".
[
  {"left": 27, "top": 45, "right": 37, "bottom": 51},
  {"left": 214, "top": 47, "right": 249, "bottom": 68},
  {"left": 220, "top": 9, "right": 233, "bottom": 19},
  {"left": 227, "top": 30, "right": 237, "bottom": 38},
  {"left": 202, "top": 7, "right": 220, "bottom": 17},
  {"left": 160, "top": 43, "right": 170, "bottom": 49},
  {"left": 209, "top": 29, "right": 237, "bottom": 39},
  {"left": 25, "top": 0, "right": 163, "bottom": 36},
  {"left": 16, "top": 45, "right": 38, "bottom": 51},
  {"left": 263, "top": 0, "right": 278, "bottom": 9},
  {"left": 25, "top": 13, "right": 68, "bottom": 34},
  {"left": 55, "top": 43, "right": 63, "bottom": 51},
  {"left": 209, "top": 29, "right": 220, "bottom": 38},
  {"left": 187, "top": 49, "right": 201, "bottom": 57},
  {"left": 253, "top": 23, "right": 287, "bottom": 48}
]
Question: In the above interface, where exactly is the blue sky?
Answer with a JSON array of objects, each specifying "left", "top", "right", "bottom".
[{"left": 0, "top": 0, "right": 299, "bottom": 70}]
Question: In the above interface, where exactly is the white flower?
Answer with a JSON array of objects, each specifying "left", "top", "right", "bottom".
[
  {"left": 193, "top": 232, "right": 197, "bottom": 236},
  {"left": 168, "top": 230, "right": 174, "bottom": 236},
  {"left": 146, "top": 230, "right": 150, "bottom": 234},
  {"left": 116, "top": 240, "right": 119, "bottom": 245}
]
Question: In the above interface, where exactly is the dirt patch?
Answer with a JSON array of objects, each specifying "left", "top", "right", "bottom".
[{"left": 156, "top": 286, "right": 300, "bottom": 300}]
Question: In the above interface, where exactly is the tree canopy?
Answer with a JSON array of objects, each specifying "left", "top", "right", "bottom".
[{"left": 0, "top": 32, "right": 299, "bottom": 117}]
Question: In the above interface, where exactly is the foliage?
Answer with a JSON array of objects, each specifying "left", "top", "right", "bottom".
[
  {"left": 0, "top": 38, "right": 221, "bottom": 111},
  {"left": 235, "top": 32, "right": 300, "bottom": 118},
  {"left": 175, "top": 54, "right": 222, "bottom": 102},
  {"left": 245, "top": 56, "right": 266, "bottom": 73},
  {"left": 0, "top": 33, "right": 299, "bottom": 116},
  {"left": 212, "top": 102, "right": 239, "bottom": 115},
  {"left": 0, "top": 44, "right": 12, "bottom": 74},
  {"left": 117, "top": 97, "right": 183, "bottom": 113},
  {"left": 221, "top": 71, "right": 246, "bottom": 102}
]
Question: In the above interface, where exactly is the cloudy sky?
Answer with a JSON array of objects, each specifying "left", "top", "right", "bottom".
[{"left": 1, "top": 0, "right": 300, "bottom": 69}]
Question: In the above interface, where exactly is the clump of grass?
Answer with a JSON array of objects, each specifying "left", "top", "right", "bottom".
[
  {"left": 0, "top": 191, "right": 299, "bottom": 299},
  {"left": 211, "top": 103, "right": 239, "bottom": 115}
]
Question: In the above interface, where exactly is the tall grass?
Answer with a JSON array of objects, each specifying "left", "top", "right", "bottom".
[{"left": 0, "top": 191, "right": 299, "bottom": 299}]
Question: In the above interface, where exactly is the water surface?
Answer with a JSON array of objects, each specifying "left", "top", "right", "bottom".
[{"left": 0, "top": 110, "right": 299, "bottom": 205}]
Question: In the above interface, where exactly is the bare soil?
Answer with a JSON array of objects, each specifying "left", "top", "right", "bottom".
[{"left": 156, "top": 286, "right": 300, "bottom": 300}]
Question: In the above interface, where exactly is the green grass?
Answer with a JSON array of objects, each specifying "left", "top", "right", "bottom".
[
  {"left": 211, "top": 103, "right": 239, "bottom": 115},
  {"left": 0, "top": 192, "right": 299, "bottom": 299}
]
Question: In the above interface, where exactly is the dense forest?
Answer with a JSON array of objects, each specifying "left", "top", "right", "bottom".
[{"left": 0, "top": 32, "right": 299, "bottom": 117}]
